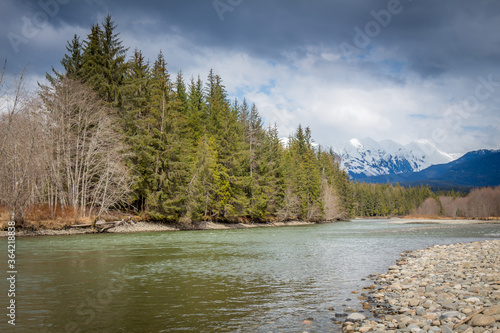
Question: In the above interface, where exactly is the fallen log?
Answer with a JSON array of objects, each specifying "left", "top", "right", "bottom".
[
  {"left": 70, "top": 220, "right": 122, "bottom": 230},
  {"left": 70, "top": 223, "right": 93, "bottom": 228}
]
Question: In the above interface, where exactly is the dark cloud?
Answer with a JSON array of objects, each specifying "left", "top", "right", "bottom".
[
  {"left": 1, "top": 0, "right": 499, "bottom": 152},
  {"left": 3, "top": 0, "right": 499, "bottom": 78}
]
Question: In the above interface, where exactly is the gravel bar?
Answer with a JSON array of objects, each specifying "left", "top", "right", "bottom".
[{"left": 343, "top": 240, "right": 500, "bottom": 333}]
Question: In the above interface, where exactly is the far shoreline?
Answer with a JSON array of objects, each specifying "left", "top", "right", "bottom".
[
  {"left": 1, "top": 217, "right": 498, "bottom": 238},
  {"left": 0, "top": 220, "right": 326, "bottom": 238},
  {"left": 393, "top": 216, "right": 500, "bottom": 225}
]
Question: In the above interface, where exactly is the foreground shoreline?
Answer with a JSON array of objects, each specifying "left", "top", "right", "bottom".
[
  {"left": 344, "top": 240, "right": 500, "bottom": 332},
  {"left": 0, "top": 220, "right": 321, "bottom": 237}
]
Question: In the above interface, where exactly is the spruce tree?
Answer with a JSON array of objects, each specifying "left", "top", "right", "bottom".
[
  {"left": 46, "top": 34, "right": 83, "bottom": 84},
  {"left": 81, "top": 24, "right": 106, "bottom": 97},
  {"left": 284, "top": 125, "right": 323, "bottom": 220},
  {"left": 175, "top": 71, "right": 188, "bottom": 113},
  {"left": 79, "top": 15, "right": 127, "bottom": 106},
  {"left": 203, "top": 71, "right": 248, "bottom": 219},
  {"left": 62, "top": 34, "right": 83, "bottom": 78},
  {"left": 121, "top": 49, "right": 151, "bottom": 211},
  {"left": 186, "top": 134, "right": 230, "bottom": 221},
  {"left": 122, "top": 49, "right": 150, "bottom": 126},
  {"left": 186, "top": 76, "right": 205, "bottom": 144},
  {"left": 247, "top": 123, "right": 285, "bottom": 220},
  {"left": 100, "top": 14, "right": 128, "bottom": 106},
  {"left": 142, "top": 52, "right": 190, "bottom": 220}
]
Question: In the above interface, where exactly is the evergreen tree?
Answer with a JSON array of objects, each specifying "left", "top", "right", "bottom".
[
  {"left": 79, "top": 15, "right": 127, "bottom": 106},
  {"left": 186, "top": 75, "right": 205, "bottom": 143},
  {"left": 186, "top": 134, "right": 230, "bottom": 221},
  {"left": 281, "top": 125, "right": 323, "bottom": 220},
  {"left": 352, "top": 181, "right": 434, "bottom": 217},
  {"left": 143, "top": 52, "right": 188, "bottom": 220},
  {"left": 81, "top": 23, "right": 106, "bottom": 97},
  {"left": 240, "top": 99, "right": 250, "bottom": 138},
  {"left": 46, "top": 34, "right": 83, "bottom": 84},
  {"left": 121, "top": 49, "right": 151, "bottom": 211},
  {"left": 203, "top": 71, "right": 248, "bottom": 219},
  {"left": 175, "top": 71, "right": 188, "bottom": 113},
  {"left": 122, "top": 49, "right": 150, "bottom": 125},
  {"left": 248, "top": 103, "right": 263, "bottom": 179},
  {"left": 248, "top": 124, "right": 285, "bottom": 220},
  {"left": 100, "top": 14, "right": 128, "bottom": 106},
  {"left": 62, "top": 34, "right": 84, "bottom": 79}
]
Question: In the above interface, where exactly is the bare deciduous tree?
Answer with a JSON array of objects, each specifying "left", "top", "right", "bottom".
[
  {"left": 413, "top": 187, "right": 500, "bottom": 218},
  {"left": 0, "top": 61, "right": 29, "bottom": 156},
  {"left": 38, "top": 77, "right": 131, "bottom": 219},
  {"left": 0, "top": 62, "right": 38, "bottom": 224},
  {"left": 466, "top": 187, "right": 500, "bottom": 218},
  {"left": 323, "top": 182, "right": 341, "bottom": 221},
  {"left": 413, "top": 197, "right": 440, "bottom": 216}
]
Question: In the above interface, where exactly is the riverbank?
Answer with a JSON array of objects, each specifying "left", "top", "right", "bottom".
[
  {"left": 392, "top": 218, "right": 500, "bottom": 225},
  {"left": 343, "top": 240, "right": 500, "bottom": 332},
  {"left": 0, "top": 220, "right": 319, "bottom": 237},
  {"left": 352, "top": 216, "right": 500, "bottom": 224},
  {"left": 2, "top": 217, "right": 499, "bottom": 237}
]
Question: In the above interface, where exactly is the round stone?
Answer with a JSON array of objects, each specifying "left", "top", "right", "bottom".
[
  {"left": 470, "top": 314, "right": 495, "bottom": 327},
  {"left": 346, "top": 313, "right": 366, "bottom": 321}
]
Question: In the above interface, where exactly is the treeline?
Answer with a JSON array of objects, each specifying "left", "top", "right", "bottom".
[
  {"left": 414, "top": 186, "right": 500, "bottom": 218},
  {"left": 1, "top": 16, "right": 355, "bottom": 226},
  {"left": 353, "top": 182, "right": 434, "bottom": 217}
]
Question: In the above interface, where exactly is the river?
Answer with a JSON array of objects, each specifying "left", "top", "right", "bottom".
[{"left": 1, "top": 219, "right": 499, "bottom": 332}]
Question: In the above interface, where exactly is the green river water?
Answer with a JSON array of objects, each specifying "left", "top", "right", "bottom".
[{"left": 1, "top": 219, "right": 499, "bottom": 332}]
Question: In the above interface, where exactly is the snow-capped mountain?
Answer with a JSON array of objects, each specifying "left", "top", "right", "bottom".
[
  {"left": 356, "top": 149, "right": 500, "bottom": 188},
  {"left": 334, "top": 138, "right": 456, "bottom": 178}
]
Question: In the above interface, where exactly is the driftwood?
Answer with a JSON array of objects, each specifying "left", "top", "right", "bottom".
[
  {"left": 452, "top": 307, "right": 484, "bottom": 330},
  {"left": 70, "top": 219, "right": 126, "bottom": 233}
]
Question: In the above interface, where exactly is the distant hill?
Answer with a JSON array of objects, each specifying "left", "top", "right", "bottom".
[{"left": 356, "top": 149, "right": 500, "bottom": 190}]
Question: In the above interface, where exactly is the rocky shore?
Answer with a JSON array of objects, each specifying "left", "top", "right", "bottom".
[
  {"left": 0, "top": 220, "right": 318, "bottom": 237},
  {"left": 343, "top": 240, "right": 500, "bottom": 333}
]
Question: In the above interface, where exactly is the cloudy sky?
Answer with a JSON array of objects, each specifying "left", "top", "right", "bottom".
[{"left": 1, "top": 0, "right": 499, "bottom": 154}]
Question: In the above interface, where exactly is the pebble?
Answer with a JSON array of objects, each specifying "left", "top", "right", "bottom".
[
  {"left": 342, "top": 240, "right": 500, "bottom": 333},
  {"left": 346, "top": 313, "right": 366, "bottom": 321},
  {"left": 471, "top": 315, "right": 495, "bottom": 327}
]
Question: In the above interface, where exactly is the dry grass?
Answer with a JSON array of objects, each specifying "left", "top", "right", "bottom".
[
  {"left": 26, "top": 205, "right": 96, "bottom": 230},
  {"left": 0, "top": 204, "right": 94, "bottom": 230},
  {"left": 0, "top": 203, "right": 139, "bottom": 231},
  {"left": 0, "top": 205, "right": 10, "bottom": 230}
]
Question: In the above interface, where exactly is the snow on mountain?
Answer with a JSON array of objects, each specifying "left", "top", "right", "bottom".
[{"left": 334, "top": 138, "right": 456, "bottom": 178}]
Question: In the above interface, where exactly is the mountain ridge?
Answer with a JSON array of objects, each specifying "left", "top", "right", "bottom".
[
  {"left": 334, "top": 138, "right": 455, "bottom": 178},
  {"left": 355, "top": 149, "right": 500, "bottom": 189}
]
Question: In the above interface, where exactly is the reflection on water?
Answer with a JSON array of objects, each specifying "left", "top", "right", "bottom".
[{"left": 0, "top": 220, "right": 498, "bottom": 332}]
